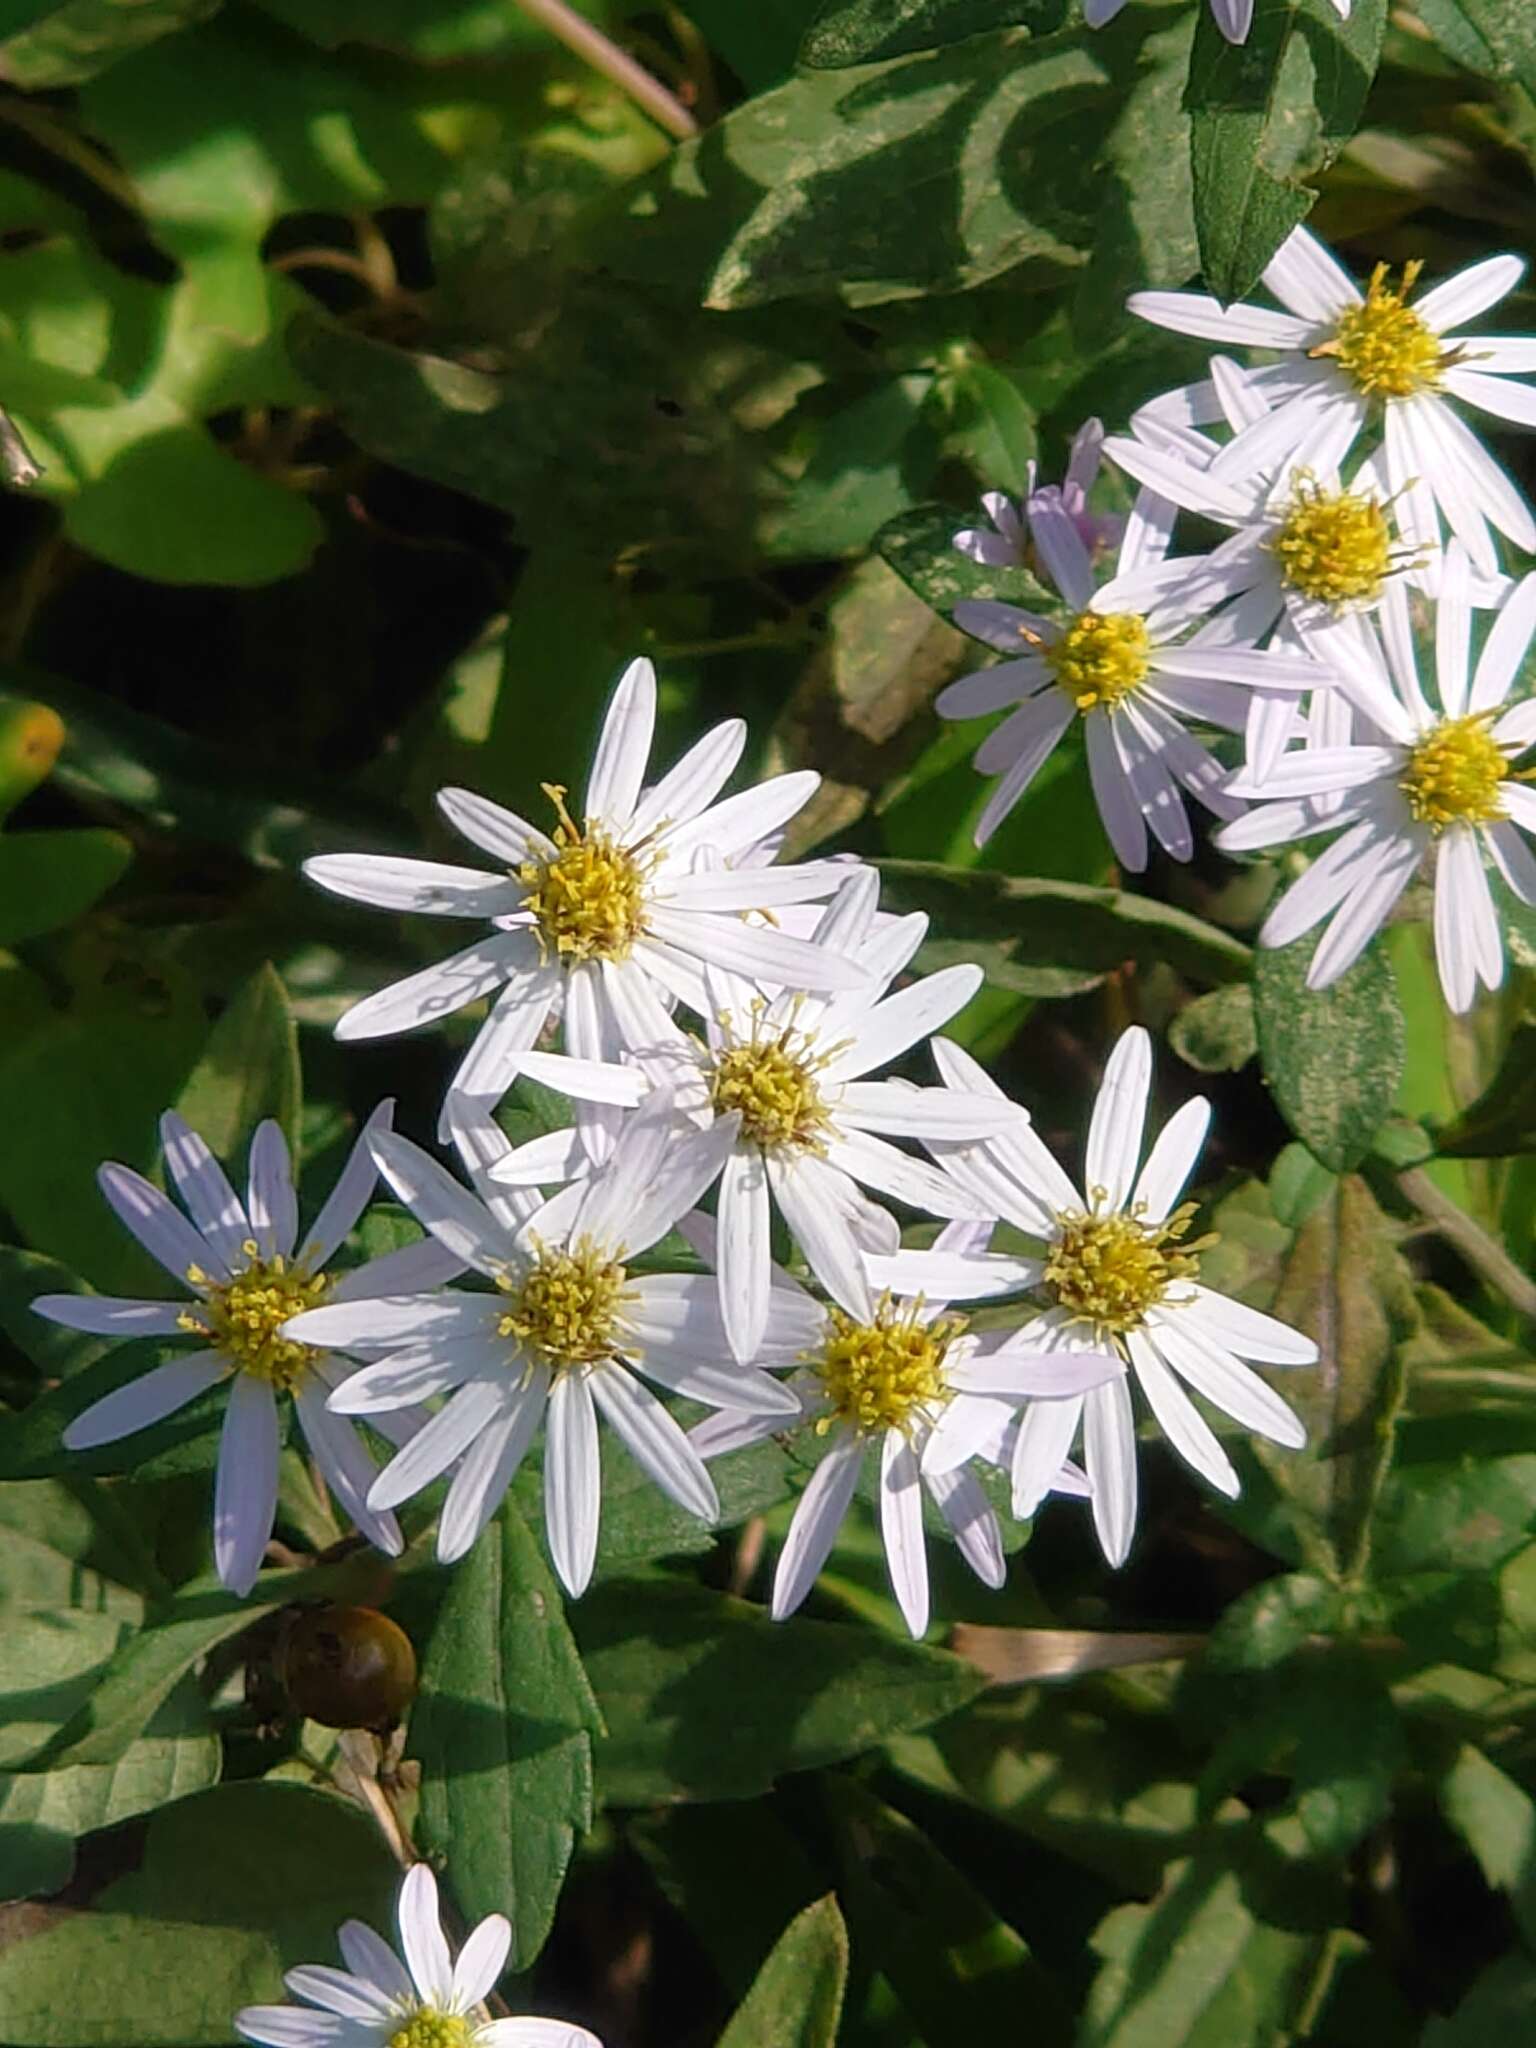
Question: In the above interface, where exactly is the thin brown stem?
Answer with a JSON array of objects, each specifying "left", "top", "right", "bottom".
[
  {"left": 0, "top": 97, "right": 140, "bottom": 212},
  {"left": 1398, "top": 1166, "right": 1536, "bottom": 1321},
  {"left": 510, "top": 0, "right": 699, "bottom": 140}
]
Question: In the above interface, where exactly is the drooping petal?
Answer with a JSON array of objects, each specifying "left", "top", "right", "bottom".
[
  {"left": 1126, "top": 1330, "right": 1239, "bottom": 1498},
  {"left": 880, "top": 1431, "right": 930, "bottom": 1639},
  {"left": 545, "top": 1370, "right": 602, "bottom": 1596},
  {"left": 214, "top": 1374, "right": 280, "bottom": 1596},
  {"left": 771, "top": 1430, "right": 863, "bottom": 1619},
  {"left": 591, "top": 1365, "right": 718, "bottom": 1521},
  {"left": 1083, "top": 1374, "right": 1138, "bottom": 1568},
  {"left": 438, "top": 1381, "right": 548, "bottom": 1564}
]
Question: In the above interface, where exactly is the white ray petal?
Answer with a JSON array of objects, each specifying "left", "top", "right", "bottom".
[
  {"left": 545, "top": 1370, "right": 602, "bottom": 1595},
  {"left": 772, "top": 1430, "right": 864, "bottom": 1619},
  {"left": 214, "top": 1374, "right": 279, "bottom": 1596},
  {"left": 1084, "top": 1374, "right": 1138, "bottom": 1567},
  {"left": 62, "top": 1350, "right": 227, "bottom": 1450}
]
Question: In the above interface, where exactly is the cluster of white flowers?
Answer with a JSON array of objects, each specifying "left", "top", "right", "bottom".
[{"left": 944, "top": 224, "right": 1536, "bottom": 1013}]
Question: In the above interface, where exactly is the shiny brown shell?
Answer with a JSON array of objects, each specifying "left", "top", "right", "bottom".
[{"left": 280, "top": 1604, "right": 418, "bottom": 1730}]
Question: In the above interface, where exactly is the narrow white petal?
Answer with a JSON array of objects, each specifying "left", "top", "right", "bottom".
[
  {"left": 718, "top": 1146, "right": 772, "bottom": 1365},
  {"left": 1262, "top": 224, "right": 1359, "bottom": 322},
  {"left": 296, "top": 1383, "right": 401, "bottom": 1557},
  {"left": 1183, "top": 1285, "right": 1318, "bottom": 1363},
  {"left": 1470, "top": 573, "right": 1536, "bottom": 713},
  {"left": 628, "top": 717, "right": 745, "bottom": 841},
  {"left": 950, "top": 1344, "right": 1121, "bottom": 1398},
  {"left": 398, "top": 1865, "right": 454, "bottom": 2008},
  {"left": 1305, "top": 833, "right": 1421, "bottom": 987},
  {"left": 837, "top": 1080, "right": 1004, "bottom": 1140},
  {"left": 300, "top": 854, "right": 519, "bottom": 919},
  {"left": 823, "top": 1127, "right": 989, "bottom": 1221},
  {"left": 769, "top": 1154, "right": 874, "bottom": 1321},
  {"left": 246, "top": 1121, "right": 299, "bottom": 1262},
  {"left": 772, "top": 1430, "right": 863, "bottom": 1619},
  {"left": 545, "top": 1371, "right": 602, "bottom": 1596},
  {"left": 585, "top": 657, "right": 656, "bottom": 829},
  {"left": 234, "top": 2008, "right": 372, "bottom": 2048},
  {"left": 1257, "top": 818, "right": 1390, "bottom": 948},
  {"left": 1436, "top": 827, "right": 1505, "bottom": 1011},
  {"left": 862, "top": 1247, "right": 1038, "bottom": 1301},
  {"left": 62, "top": 1349, "right": 227, "bottom": 1450},
  {"left": 660, "top": 864, "right": 855, "bottom": 913},
  {"left": 644, "top": 907, "right": 868, "bottom": 991},
  {"left": 1414, "top": 253, "right": 1525, "bottom": 334},
  {"left": 1130, "top": 1097, "right": 1210, "bottom": 1224},
  {"left": 593, "top": 1364, "right": 718, "bottom": 1520},
  {"left": 336, "top": 1922, "right": 413, "bottom": 2005},
  {"left": 327, "top": 1337, "right": 503, "bottom": 1412},
  {"left": 34, "top": 1294, "right": 186, "bottom": 1337},
  {"left": 1084, "top": 1026, "right": 1153, "bottom": 1211},
  {"left": 1436, "top": 542, "right": 1473, "bottom": 717},
  {"left": 1413, "top": 394, "right": 1536, "bottom": 556},
  {"left": 437, "top": 786, "right": 554, "bottom": 866},
  {"left": 1486, "top": 818, "right": 1536, "bottom": 905},
  {"left": 451, "top": 1915, "right": 512, "bottom": 2010},
  {"left": 438, "top": 1387, "right": 547, "bottom": 1564},
  {"left": 938, "top": 658, "right": 1047, "bottom": 720},
  {"left": 1149, "top": 1314, "right": 1307, "bottom": 1448},
  {"left": 972, "top": 702, "right": 1073, "bottom": 844},
  {"left": 327, "top": 1235, "right": 467, "bottom": 1302},
  {"left": 1127, "top": 1331, "right": 1239, "bottom": 1497},
  {"left": 1011, "top": 1393, "right": 1083, "bottom": 1519},
  {"left": 334, "top": 934, "right": 531, "bottom": 1043},
  {"left": 300, "top": 1101, "right": 395, "bottom": 1271},
  {"left": 370, "top": 1377, "right": 509, "bottom": 1513},
  {"left": 1084, "top": 1374, "right": 1138, "bottom": 1568},
  {"left": 880, "top": 1432, "right": 930, "bottom": 1638},
  {"left": 444, "top": 959, "right": 565, "bottom": 1115},
  {"left": 1124, "top": 293, "right": 1313, "bottom": 350},
  {"left": 577, "top": 1105, "right": 736, "bottom": 1259},
  {"left": 369, "top": 1132, "right": 510, "bottom": 1276},
  {"left": 1027, "top": 493, "right": 1096, "bottom": 609},
  {"left": 922, "top": 1390, "right": 1019, "bottom": 1477},
  {"left": 98, "top": 1159, "right": 227, "bottom": 1288},
  {"left": 214, "top": 1375, "right": 279, "bottom": 1596},
  {"left": 1085, "top": 712, "right": 1148, "bottom": 872},
  {"left": 927, "top": 1464, "right": 1006, "bottom": 1588},
  {"left": 477, "top": 2020, "right": 604, "bottom": 2047},
  {"left": 659, "top": 770, "right": 822, "bottom": 867}
]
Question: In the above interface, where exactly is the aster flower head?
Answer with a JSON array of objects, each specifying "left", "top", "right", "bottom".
[
  {"left": 688, "top": 1217, "right": 1119, "bottom": 1637},
  {"left": 236, "top": 1862, "right": 601, "bottom": 2048},
  {"left": 1218, "top": 552, "right": 1536, "bottom": 1011},
  {"left": 1129, "top": 225, "right": 1536, "bottom": 576},
  {"left": 34, "top": 1105, "right": 460, "bottom": 1596},
  {"left": 1085, "top": 0, "right": 1348, "bottom": 41},
  {"left": 286, "top": 1092, "right": 801, "bottom": 1596},
  {"left": 938, "top": 464, "right": 1333, "bottom": 858},
  {"left": 488, "top": 867, "right": 1004, "bottom": 1366},
  {"left": 305, "top": 658, "right": 866, "bottom": 1127},
  {"left": 954, "top": 418, "right": 1123, "bottom": 568},
  {"left": 921, "top": 1032, "right": 1313, "bottom": 1568}
]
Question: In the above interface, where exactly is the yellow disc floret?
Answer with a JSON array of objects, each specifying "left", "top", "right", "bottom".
[
  {"left": 1043, "top": 1198, "right": 1209, "bottom": 1336},
  {"left": 1044, "top": 611, "right": 1152, "bottom": 713},
  {"left": 517, "top": 783, "right": 650, "bottom": 965},
  {"left": 709, "top": 1018, "right": 832, "bottom": 1153},
  {"left": 387, "top": 2012, "right": 473, "bottom": 2048},
  {"left": 1271, "top": 479, "right": 1393, "bottom": 608},
  {"left": 1400, "top": 715, "right": 1509, "bottom": 831},
  {"left": 811, "top": 1296, "right": 965, "bottom": 1437},
  {"left": 180, "top": 1244, "right": 328, "bottom": 1391},
  {"left": 498, "top": 1239, "right": 629, "bottom": 1368},
  {"left": 1315, "top": 261, "right": 1446, "bottom": 401}
]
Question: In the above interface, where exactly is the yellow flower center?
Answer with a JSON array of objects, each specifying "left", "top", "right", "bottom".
[
  {"left": 180, "top": 1244, "right": 328, "bottom": 1391},
  {"left": 1044, "top": 611, "right": 1151, "bottom": 713},
  {"left": 708, "top": 1022, "right": 832, "bottom": 1153},
  {"left": 1400, "top": 715, "right": 1508, "bottom": 831},
  {"left": 387, "top": 2012, "right": 473, "bottom": 2048},
  {"left": 1043, "top": 1199, "right": 1208, "bottom": 1336},
  {"left": 1271, "top": 479, "right": 1393, "bottom": 608},
  {"left": 811, "top": 1296, "right": 965, "bottom": 1436},
  {"left": 497, "top": 1239, "right": 629, "bottom": 1368},
  {"left": 516, "top": 783, "right": 650, "bottom": 965},
  {"left": 1317, "top": 261, "right": 1446, "bottom": 400}
]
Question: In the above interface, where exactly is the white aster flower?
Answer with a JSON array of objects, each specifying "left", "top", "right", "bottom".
[
  {"left": 954, "top": 418, "right": 1123, "bottom": 566},
  {"left": 236, "top": 1861, "right": 601, "bottom": 2048},
  {"left": 286, "top": 1094, "right": 800, "bottom": 1596},
  {"left": 1218, "top": 551, "right": 1536, "bottom": 1010},
  {"left": 1085, "top": 0, "right": 1347, "bottom": 42},
  {"left": 1129, "top": 224, "right": 1536, "bottom": 575},
  {"left": 35, "top": 1106, "right": 460, "bottom": 1596},
  {"left": 489, "top": 867, "right": 1001, "bottom": 1365},
  {"left": 306, "top": 658, "right": 865, "bottom": 1125},
  {"left": 921, "top": 1031, "right": 1313, "bottom": 1567},
  {"left": 688, "top": 1219, "right": 1118, "bottom": 1637},
  {"left": 938, "top": 474, "right": 1330, "bottom": 857}
]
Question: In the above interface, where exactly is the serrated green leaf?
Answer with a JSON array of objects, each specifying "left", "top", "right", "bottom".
[
  {"left": 718, "top": 1895, "right": 850, "bottom": 2048},
  {"left": 0, "top": 829, "right": 131, "bottom": 946},
  {"left": 409, "top": 1504, "right": 599, "bottom": 1969},
  {"left": 574, "top": 1577, "right": 984, "bottom": 1805},
  {"left": 1186, "top": 0, "right": 1388, "bottom": 302},
  {"left": 878, "top": 858, "right": 1253, "bottom": 983},
  {"left": 174, "top": 964, "right": 301, "bottom": 1162},
  {"left": 800, "top": 0, "right": 1063, "bottom": 67},
  {"left": 1254, "top": 930, "right": 1404, "bottom": 1172}
]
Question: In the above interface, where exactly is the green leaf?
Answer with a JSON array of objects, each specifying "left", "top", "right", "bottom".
[
  {"left": 409, "top": 1505, "right": 600, "bottom": 1969},
  {"left": 588, "top": 29, "right": 1107, "bottom": 310},
  {"left": 1425, "top": 1956, "right": 1536, "bottom": 2046},
  {"left": 1203, "top": 1571, "right": 1340, "bottom": 1674},
  {"left": 1434, "top": 1019, "right": 1536, "bottom": 1155},
  {"left": 1413, "top": 0, "right": 1536, "bottom": 90},
  {"left": 875, "top": 502, "right": 1057, "bottom": 619},
  {"left": 825, "top": 1776, "right": 1072, "bottom": 2043},
  {"left": 0, "top": 1479, "right": 145, "bottom": 1618},
  {"left": 0, "top": 830, "right": 131, "bottom": 946},
  {"left": 1253, "top": 930, "right": 1405, "bottom": 1172},
  {"left": 1439, "top": 1743, "right": 1536, "bottom": 1946},
  {"left": 1186, "top": 0, "right": 1389, "bottom": 302},
  {"left": 573, "top": 1578, "right": 984, "bottom": 1805},
  {"left": 1082, "top": 1822, "right": 1344, "bottom": 2048},
  {"left": 1169, "top": 983, "right": 1257, "bottom": 1074},
  {"left": 1290, "top": 1658, "right": 1402, "bottom": 1858},
  {"left": 0, "top": 1782, "right": 397, "bottom": 2046},
  {"left": 174, "top": 964, "right": 301, "bottom": 1162},
  {"left": 0, "top": 0, "right": 217, "bottom": 88},
  {"left": 0, "top": 1675, "right": 219, "bottom": 1904},
  {"left": 877, "top": 858, "right": 1253, "bottom": 984},
  {"left": 760, "top": 377, "right": 940, "bottom": 561},
  {"left": 0, "top": 1245, "right": 108, "bottom": 1387},
  {"left": 1264, "top": 1174, "right": 1415, "bottom": 1582},
  {"left": 801, "top": 0, "right": 1064, "bottom": 66},
  {"left": 717, "top": 1895, "right": 850, "bottom": 2048},
  {"left": 0, "top": 1339, "right": 233, "bottom": 1484},
  {"left": 944, "top": 363, "right": 1037, "bottom": 499}
]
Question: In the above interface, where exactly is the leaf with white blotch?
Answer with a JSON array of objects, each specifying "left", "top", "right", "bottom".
[{"left": 1253, "top": 929, "right": 1404, "bottom": 1172}]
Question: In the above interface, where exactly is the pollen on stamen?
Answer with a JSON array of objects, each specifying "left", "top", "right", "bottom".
[
  {"left": 1400, "top": 715, "right": 1509, "bottom": 831},
  {"left": 1043, "top": 610, "right": 1151, "bottom": 713},
  {"left": 810, "top": 1295, "right": 966, "bottom": 1437},
  {"left": 1312, "top": 261, "right": 1449, "bottom": 401},
  {"left": 1270, "top": 477, "right": 1395, "bottom": 608},
  {"left": 183, "top": 1250, "right": 330, "bottom": 1391},
  {"left": 516, "top": 783, "right": 651, "bottom": 965},
  {"left": 497, "top": 1238, "right": 630, "bottom": 1369},
  {"left": 387, "top": 2012, "right": 473, "bottom": 2048},
  {"left": 708, "top": 1006, "right": 834, "bottom": 1153},
  {"left": 1043, "top": 1196, "right": 1212, "bottom": 1336}
]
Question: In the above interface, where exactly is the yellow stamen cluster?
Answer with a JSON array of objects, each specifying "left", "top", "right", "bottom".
[
  {"left": 812, "top": 1296, "right": 965, "bottom": 1436},
  {"left": 1400, "top": 715, "right": 1509, "bottom": 831},
  {"left": 1044, "top": 610, "right": 1151, "bottom": 713},
  {"left": 709, "top": 1018, "right": 832, "bottom": 1153},
  {"left": 1315, "top": 261, "right": 1446, "bottom": 400},
  {"left": 498, "top": 1239, "right": 629, "bottom": 1368},
  {"left": 1043, "top": 1199, "right": 1208, "bottom": 1336},
  {"left": 387, "top": 2012, "right": 473, "bottom": 2048},
  {"left": 179, "top": 1244, "right": 328, "bottom": 1391},
  {"left": 1271, "top": 479, "right": 1393, "bottom": 608},
  {"left": 517, "top": 783, "right": 650, "bottom": 965}
]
